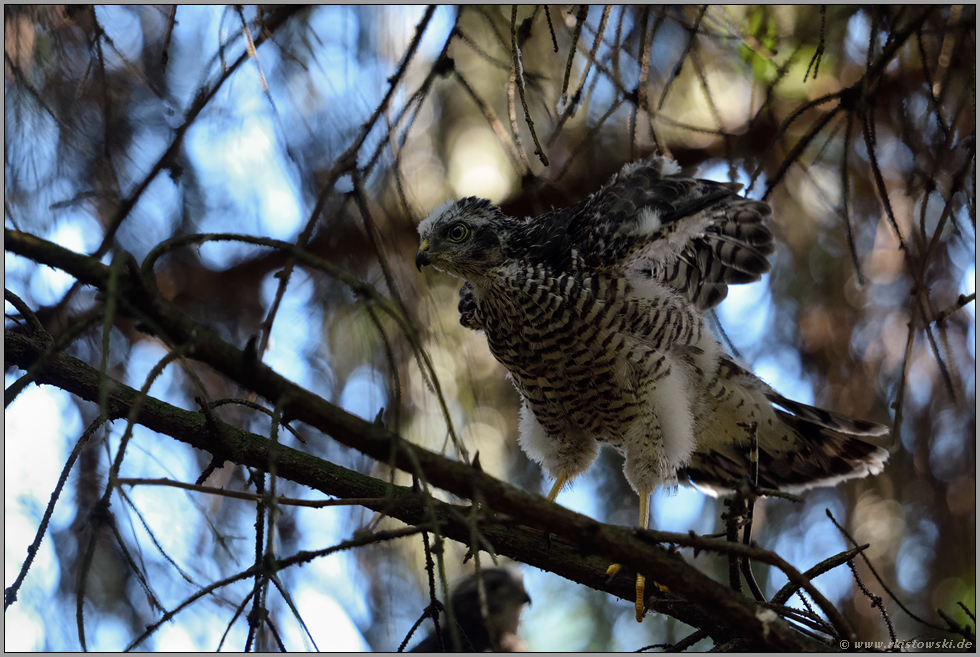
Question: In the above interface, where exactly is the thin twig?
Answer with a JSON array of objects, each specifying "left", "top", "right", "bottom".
[
  {"left": 803, "top": 6, "right": 826, "bottom": 82},
  {"left": 559, "top": 6, "right": 590, "bottom": 109},
  {"left": 255, "top": 5, "right": 438, "bottom": 362},
  {"left": 543, "top": 5, "right": 558, "bottom": 52},
  {"left": 934, "top": 293, "right": 976, "bottom": 325},
  {"left": 839, "top": 107, "right": 865, "bottom": 285},
  {"left": 4, "top": 415, "right": 106, "bottom": 611},
  {"left": 510, "top": 5, "right": 549, "bottom": 166},
  {"left": 825, "top": 509, "right": 946, "bottom": 630},
  {"left": 116, "top": 477, "right": 399, "bottom": 508},
  {"left": 126, "top": 525, "right": 435, "bottom": 651},
  {"left": 657, "top": 6, "right": 708, "bottom": 110},
  {"left": 771, "top": 544, "right": 869, "bottom": 605}
]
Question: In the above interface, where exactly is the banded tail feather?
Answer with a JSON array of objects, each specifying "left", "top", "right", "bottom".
[{"left": 685, "top": 360, "right": 890, "bottom": 496}]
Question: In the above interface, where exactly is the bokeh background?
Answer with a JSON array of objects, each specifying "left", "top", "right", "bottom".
[{"left": 4, "top": 5, "right": 975, "bottom": 651}]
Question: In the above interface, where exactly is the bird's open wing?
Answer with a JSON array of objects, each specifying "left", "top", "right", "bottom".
[{"left": 521, "top": 157, "right": 776, "bottom": 310}]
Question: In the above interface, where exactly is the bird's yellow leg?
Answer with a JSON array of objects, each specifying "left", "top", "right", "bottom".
[
  {"left": 634, "top": 490, "right": 650, "bottom": 622},
  {"left": 605, "top": 490, "right": 651, "bottom": 622},
  {"left": 546, "top": 474, "right": 569, "bottom": 502}
]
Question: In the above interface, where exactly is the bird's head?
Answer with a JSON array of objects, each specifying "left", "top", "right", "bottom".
[
  {"left": 449, "top": 568, "right": 532, "bottom": 643},
  {"left": 416, "top": 197, "right": 511, "bottom": 282}
]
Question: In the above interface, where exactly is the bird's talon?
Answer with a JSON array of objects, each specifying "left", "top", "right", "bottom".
[{"left": 605, "top": 563, "right": 622, "bottom": 581}]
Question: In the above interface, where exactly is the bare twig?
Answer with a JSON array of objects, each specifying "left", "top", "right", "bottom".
[
  {"left": 510, "top": 5, "right": 549, "bottom": 166},
  {"left": 803, "top": 6, "right": 826, "bottom": 82},
  {"left": 116, "top": 477, "right": 398, "bottom": 508},
  {"left": 825, "top": 509, "right": 946, "bottom": 630},
  {"left": 4, "top": 415, "right": 107, "bottom": 611},
  {"left": 559, "top": 6, "right": 590, "bottom": 110}
]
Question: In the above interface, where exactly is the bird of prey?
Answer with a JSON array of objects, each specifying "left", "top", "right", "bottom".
[
  {"left": 415, "top": 156, "right": 889, "bottom": 621},
  {"left": 409, "top": 568, "right": 532, "bottom": 652}
]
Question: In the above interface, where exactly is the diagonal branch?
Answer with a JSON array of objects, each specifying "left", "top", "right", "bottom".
[
  {"left": 5, "top": 230, "right": 843, "bottom": 649},
  {"left": 6, "top": 326, "right": 827, "bottom": 650}
]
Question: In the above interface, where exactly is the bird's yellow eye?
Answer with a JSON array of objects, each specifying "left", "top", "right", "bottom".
[{"left": 447, "top": 222, "right": 469, "bottom": 242}]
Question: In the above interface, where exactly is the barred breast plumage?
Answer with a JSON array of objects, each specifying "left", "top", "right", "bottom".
[{"left": 472, "top": 261, "right": 718, "bottom": 493}]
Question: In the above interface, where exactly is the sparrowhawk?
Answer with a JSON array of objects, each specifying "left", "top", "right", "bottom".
[{"left": 415, "top": 155, "right": 889, "bottom": 621}]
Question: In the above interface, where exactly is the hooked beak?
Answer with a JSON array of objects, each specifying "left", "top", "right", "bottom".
[{"left": 415, "top": 239, "right": 431, "bottom": 272}]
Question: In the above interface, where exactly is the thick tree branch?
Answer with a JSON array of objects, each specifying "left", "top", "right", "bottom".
[
  {"left": 5, "top": 229, "right": 844, "bottom": 649},
  {"left": 5, "top": 327, "right": 832, "bottom": 649}
]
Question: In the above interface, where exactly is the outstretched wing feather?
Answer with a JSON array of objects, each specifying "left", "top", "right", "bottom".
[{"left": 513, "top": 157, "right": 776, "bottom": 310}]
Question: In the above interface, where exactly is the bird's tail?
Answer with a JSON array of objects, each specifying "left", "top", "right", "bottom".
[
  {"left": 684, "top": 360, "right": 891, "bottom": 496},
  {"left": 758, "top": 392, "right": 890, "bottom": 492}
]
